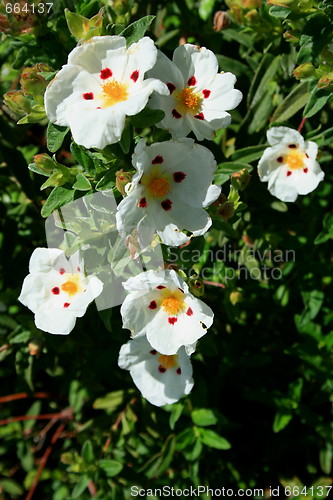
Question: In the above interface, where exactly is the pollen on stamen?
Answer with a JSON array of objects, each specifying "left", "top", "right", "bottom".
[
  {"left": 172, "top": 109, "right": 182, "bottom": 119},
  {"left": 194, "top": 113, "right": 204, "bottom": 120},
  {"left": 152, "top": 155, "right": 163, "bottom": 164},
  {"left": 150, "top": 349, "right": 157, "bottom": 355},
  {"left": 287, "top": 171, "right": 292, "bottom": 177},
  {"left": 130, "top": 70, "right": 139, "bottom": 82},
  {"left": 303, "top": 168, "right": 308, "bottom": 173},
  {"left": 188, "top": 76, "right": 196, "bottom": 86},
  {"left": 63, "top": 303, "right": 70, "bottom": 308},
  {"left": 202, "top": 89, "right": 211, "bottom": 98},
  {"left": 138, "top": 197, "right": 147, "bottom": 208},
  {"left": 158, "top": 365, "right": 166, "bottom": 373},
  {"left": 176, "top": 367, "right": 182, "bottom": 375},
  {"left": 148, "top": 300, "right": 157, "bottom": 310},
  {"left": 83, "top": 92, "right": 94, "bottom": 100},
  {"left": 168, "top": 317, "right": 177, "bottom": 325},
  {"left": 173, "top": 171, "right": 186, "bottom": 183},
  {"left": 161, "top": 199, "right": 172, "bottom": 211},
  {"left": 52, "top": 287, "right": 60, "bottom": 295},
  {"left": 186, "top": 307, "right": 193, "bottom": 316},
  {"left": 100, "top": 68, "right": 112, "bottom": 79},
  {"left": 167, "top": 83, "right": 176, "bottom": 94}
]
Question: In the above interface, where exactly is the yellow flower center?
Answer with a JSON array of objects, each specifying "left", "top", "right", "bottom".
[
  {"left": 61, "top": 274, "right": 82, "bottom": 296},
  {"left": 99, "top": 80, "right": 129, "bottom": 108},
  {"left": 141, "top": 166, "right": 171, "bottom": 199},
  {"left": 175, "top": 87, "right": 202, "bottom": 115},
  {"left": 158, "top": 354, "right": 178, "bottom": 370},
  {"left": 160, "top": 288, "right": 186, "bottom": 315},
  {"left": 285, "top": 150, "right": 305, "bottom": 170}
]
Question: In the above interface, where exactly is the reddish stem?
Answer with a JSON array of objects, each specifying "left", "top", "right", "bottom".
[
  {"left": 298, "top": 117, "right": 307, "bottom": 133},
  {"left": 0, "top": 408, "right": 73, "bottom": 426},
  {"left": 25, "top": 423, "right": 66, "bottom": 500},
  {"left": 88, "top": 481, "right": 97, "bottom": 497},
  {"left": 203, "top": 280, "right": 225, "bottom": 288},
  {"left": 0, "top": 392, "right": 52, "bottom": 404}
]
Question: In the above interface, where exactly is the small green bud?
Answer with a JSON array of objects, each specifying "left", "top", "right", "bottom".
[
  {"left": 317, "top": 72, "right": 333, "bottom": 89},
  {"left": 189, "top": 276, "right": 205, "bottom": 297},
  {"left": 65, "top": 8, "right": 104, "bottom": 43},
  {"left": 231, "top": 168, "right": 251, "bottom": 191},
  {"left": 229, "top": 290, "right": 243, "bottom": 305},
  {"left": 217, "top": 202, "right": 235, "bottom": 222},
  {"left": 213, "top": 11, "right": 230, "bottom": 31},
  {"left": 116, "top": 169, "right": 132, "bottom": 196},
  {"left": 293, "top": 63, "right": 315, "bottom": 79},
  {"left": 3, "top": 90, "right": 31, "bottom": 115},
  {"left": 33, "top": 154, "right": 56, "bottom": 174}
]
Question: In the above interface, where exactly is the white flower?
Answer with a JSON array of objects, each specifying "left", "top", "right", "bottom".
[
  {"left": 118, "top": 336, "right": 194, "bottom": 407},
  {"left": 44, "top": 36, "right": 168, "bottom": 149},
  {"left": 120, "top": 269, "right": 214, "bottom": 355},
  {"left": 116, "top": 138, "right": 221, "bottom": 246},
  {"left": 258, "top": 127, "right": 325, "bottom": 202},
  {"left": 18, "top": 248, "right": 103, "bottom": 335},
  {"left": 147, "top": 44, "right": 243, "bottom": 141}
]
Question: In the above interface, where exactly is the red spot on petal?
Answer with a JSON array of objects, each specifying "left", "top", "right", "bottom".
[
  {"left": 156, "top": 285, "right": 166, "bottom": 289},
  {"left": 287, "top": 171, "right": 292, "bottom": 177},
  {"left": 167, "top": 82, "right": 176, "bottom": 94},
  {"left": 277, "top": 156, "right": 283, "bottom": 163},
  {"left": 148, "top": 300, "right": 157, "bottom": 310},
  {"left": 288, "top": 144, "right": 297, "bottom": 148},
  {"left": 168, "top": 317, "right": 177, "bottom": 325},
  {"left": 150, "top": 349, "right": 157, "bottom": 355},
  {"left": 138, "top": 197, "right": 147, "bottom": 208},
  {"left": 173, "top": 171, "right": 186, "bottom": 183},
  {"left": 176, "top": 367, "right": 182, "bottom": 375},
  {"left": 83, "top": 92, "right": 94, "bottom": 100},
  {"left": 161, "top": 199, "right": 172, "bottom": 211},
  {"left": 59, "top": 268, "right": 65, "bottom": 275},
  {"left": 158, "top": 365, "right": 166, "bottom": 373},
  {"left": 52, "top": 287, "right": 60, "bottom": 295},
  {"left": 186, "top": 307, "right": 193, "bottom": 316},
  {"left": 77, "top": 267, "right": 81, "bottom": 272},
  {"left": 188, "top": 76, "right": 196, "bottom": 86},
  {"left": 178, "top": 288, "right": 184, "bottom": 293},
  {"left": 96, "top": 107, "right": 101, "bottom": 109},
  {"left": 194, "top": 113, "right": 204, "bottom": 120},
  {"left": 152, "top": 155, "right": 163, "bottom": 164},
  {"left": 202, "top": 89, "right": 211, "bottom": 98},
  {"left": 130, "top": 70, "right": 139, "bottom": 82},
  {"left": 63, "top": 303, "right": 70, "bottom": 308},
  {"left": 100, "top": 68, "right": 112, "bottom": 79},
  {"left": 306, "top": 153, "right": 309, "bottom": 158},
  {"left": 303, "top": 168, "right": 308, "bottom": 173},
  {"left": 172, "top": 109, "right": 182, "bottom": 119}
]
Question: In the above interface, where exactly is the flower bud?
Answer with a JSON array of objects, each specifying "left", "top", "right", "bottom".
[
  {"left": 231, "top": 169, "right": 251, "bottom": 191},
  {"left": 20, "top": 64, "right": 52, "bottom": 103},
  {"left": 189, "top": 276, "right": 205, "bottom": 297},
  {"left": 28, "top": 338, "right": 42, "bottom": 356},
  {"left": 116, "top": 169, "right": 132, "bottom": 196},
  {"left": 229, "top": 289, "right": 243, "bottom": 305},
  {"left": 65, "top": 8, "right": 104, "bottom": 43},
  {"left": 317, "top": 72, "right": 333, "bottom": 89},
  {"left": 3, "top": 90, "right": 31, "bottom": 115},
  {"left": 213, "top": 11, "right": 230, "bottom": 31},
  {"left": 33, "top": 154, "right": 56, "bottom": 174},
  {"left": 283, "top": 30, "right": 300, "bottom": 43},
  {"left": 217, "top": 202, "right": 235, "bottom": 222},
  {"left": 293, "top": 63, "right": 315, "bottom": 79}
]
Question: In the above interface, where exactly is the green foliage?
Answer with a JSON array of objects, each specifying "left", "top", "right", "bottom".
[{"left": 0, "top": 0, "right": 333, "bottom": 498}]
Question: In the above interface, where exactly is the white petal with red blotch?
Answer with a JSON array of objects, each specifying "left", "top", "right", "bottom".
[
  {"left": 35, "top": 305, "right": 77, "bottom": 335},
  {"left": 122, "top": 269, "right": 177, "bottom": 292},
  {"left": 68, "top": 36, "right": 126, "bottom": 73},
  {"left": 148, "top": 49, "right": 184, "bottom": 89},
  {"left": 28, "top": 248, "right": 63, "bottom": 273},
  {"left": 123, "top": 37, "right": 160, "bottom": 82},
  {"left": 118, "top": 336, "right": 194, "bottom": 407},
  {"left": 173, "top": 45, "right": 218, "bottom": 87},
  {"left": 18, "top": 271, "right": 58, "bottom": 313},
  {"left": 267, "top": 126, "right": 304, "bottom": 148},
  {"left": 204, "top": 72, "right": 243, "bottom": 112},
  {"left": 118, "top": 78, "right": 168, "bottom": 117},
  {"left": 266, "top": 167, "right": 300, "bottom": 202}
]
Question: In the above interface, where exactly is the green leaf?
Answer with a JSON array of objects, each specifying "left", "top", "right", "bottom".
[
  {"left": 271, "top": 82, "right": 310, "bottom": 123},
  {"left": 198, "top": 0, "right": 215, "bottom": 20},
  {"left": 95, "top": 169, "right": 115, "bottom": 191},
  {"left": 216, "top": 162, "right": 253, "bottom": 176},
  {"left": 47, "top": 123, "right": 69, "bottom": 153},
  {"left": 273, "top": 411, "right": 293, "bottom": 433},
  {"left": 93, "top": 390, "right": 124, "bottom": 411},
  {"left": 248, "top": 54, "right": 280, "bottom": 110},
  {"left": 192, "top": 408, "right": 218, "bottom": 427},
  {"left": 98, "top": 459, "right": 123, "bottom": 477},
  {"left": 119, "top": 15, "right": 155, "bottom": 46},
  {"left": 303, "top": 87, "right": 332, "bottom": 118},
  {"left": 319, "top": 444, "right": 333, "bottom": 475},
  {"left": 169, "top": 403, "right": 183, "bottom": 430},
  {"left": 71, "top": 475, "right": 89, "bottom": 498},
  {"left": 231, "top": 145, "right": 267, "bottom": 164},
  {"left": 73, "top": 173, "right": 92, "bottom": 191},
  {"left": 81, "top": 440, "right": 94, "bottom": 464},
  {"left": 198, "top": 428, "right": 231, "bottom": 449},
  {"left": 0, "top": 479, "right": 23, "bottom": 497},
  {"left": 41, "top": 185, "right": 75, "bottom": 218},
  {"left": 119, "top": 122, "right": 132, "bottom": 154},
  {"left": 131, "top": 108, "right": 165, "bottom": 128},
  {"left": 40, "top": 171, "right": 67, "bottom": 190},
  {"left": 269, "top": 6, "right": 292, "bottom": 17}
]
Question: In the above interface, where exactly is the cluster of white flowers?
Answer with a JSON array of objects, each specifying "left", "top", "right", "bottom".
[{"left": 19, "top": 33, "right": 325, "bottom": 407}]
